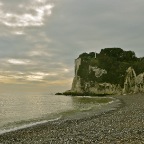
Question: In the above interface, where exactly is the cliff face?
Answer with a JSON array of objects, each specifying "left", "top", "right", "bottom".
[
  {"left": 123, "top": 68, "right": 144, "bottom": 94},
  {"left": 135, "top": 73, "right": 144, "bottom": 93},
  {"left": 71, "top": 58, "right": 83, "bottom": 92},
  {"left": 71, "top": 57, "right": 122, "bottom": 95},
  {"left": 123, "top": 67, "right": 136, "bottom": 94},
  {"left": 70, "top": 48, "right": 144, "bottom": 95}
]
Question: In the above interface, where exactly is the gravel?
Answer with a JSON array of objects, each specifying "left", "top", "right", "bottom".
[{"left": 0, "top": 93, "right": 144, "bottom": 144}]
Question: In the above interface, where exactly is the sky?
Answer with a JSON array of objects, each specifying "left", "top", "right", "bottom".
[{"left": 0, "top": 0, "right": 144, "bottom": 93}]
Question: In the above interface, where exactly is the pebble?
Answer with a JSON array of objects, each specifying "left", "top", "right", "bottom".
[{"left": 0, "top": 93, "right": 144, "bottom": 143}]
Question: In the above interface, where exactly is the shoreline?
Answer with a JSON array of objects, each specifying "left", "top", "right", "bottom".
[
  {"left": 0, "top": 96, "right": 120, "bottom": 135},
  {"left": 0, "top": 93, "right": 144, "bottom": 143}
]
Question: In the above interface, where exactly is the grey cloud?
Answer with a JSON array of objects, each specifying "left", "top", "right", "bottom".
[
  {"left": 0, "top": 0, "right": 144, "bottom": 92},
  {"left": 0, "top": 0, "right": 54, "bottom": 36},
  {"left": 46, "top": 0, "right": 144, "bottom": 55}
]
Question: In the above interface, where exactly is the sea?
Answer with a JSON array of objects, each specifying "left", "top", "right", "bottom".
[{"left": 0, "top": 92, "right": 120, "bottom": 135}]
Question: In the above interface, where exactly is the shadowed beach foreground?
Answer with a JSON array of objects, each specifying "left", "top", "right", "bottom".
[{"left": 0, "top": 94, "right": 144, "bottom": 144}]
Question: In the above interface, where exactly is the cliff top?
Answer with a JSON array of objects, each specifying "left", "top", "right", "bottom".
[{"left": 78, "top": 48, "right": 144, "bottom": 62}]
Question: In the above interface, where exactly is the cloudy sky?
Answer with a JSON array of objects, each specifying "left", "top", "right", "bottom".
[{"left": 0, "top": 0, "right": 144, "bottom": 93}]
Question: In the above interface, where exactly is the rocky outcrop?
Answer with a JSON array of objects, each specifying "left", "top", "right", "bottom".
[
  {"left": 67, "top": 48, "right": 144, "bottom": 95},
  {"left": 89, "top": 66, "right": 107, "bottom": 77},
  {"left": 71, "top": 76, "right": 83, "bottom": 93},
  {"left": 123, "top": 67, "right": 144, "bottom": 94},
  {"left": 71, "top": 58, "right": 83, "bottom": 92},
  {"left": 135, "top": 73, "right": 144, "bottom": 92},
  {"left": 123, "top": 67, "right": 136, "bottom": 93},
  {"left": 88, "top": 83, "right": 122, "bottom": 95}
]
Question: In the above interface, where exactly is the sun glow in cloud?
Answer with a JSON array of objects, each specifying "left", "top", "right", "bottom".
[
  {"left": 7, "top": 59, "right": 31, "bottom": 65},
  {"left": 31, "top": 72, "right": 57, "bottom": 76},
  {"left": 0, "top": 71, "right": 58, "bottom": 83},
  {"left": 35, "top": 0, "right": 47, "bottom": 2},
  {"left": 26, "top": 75, "right": 44, "bottom": 81},
  {"left": 13, "top": 31, "right": 25, "bottom": 35},
  {"left": 64, "top": 68, "right": 69, "bottom": 72},
  {"left": 28, "top": 50, "right": 52, "bottom": 56},
  {"left": 26, "top": 72, "right": 57, "bottom": 81}
]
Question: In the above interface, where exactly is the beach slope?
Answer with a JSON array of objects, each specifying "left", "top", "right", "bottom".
[{"left": 0, "top": 93, "right": 144, "bottom": 143}]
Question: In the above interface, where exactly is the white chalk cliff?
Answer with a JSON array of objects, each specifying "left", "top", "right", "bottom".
[
  {"left": 71, "top": 58, "right": 122, "bottom": 94},
  {"left": 68, "top": 48, "right": 144, "bottom": 95}
]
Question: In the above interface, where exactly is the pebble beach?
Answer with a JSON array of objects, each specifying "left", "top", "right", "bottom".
[{"left": 0, "top": 93, "right": 144, "bottom": 144}]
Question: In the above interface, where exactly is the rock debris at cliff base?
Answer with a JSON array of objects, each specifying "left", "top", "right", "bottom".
[{"left": 0, "top": 93, "right": 144, "bottom": 144}]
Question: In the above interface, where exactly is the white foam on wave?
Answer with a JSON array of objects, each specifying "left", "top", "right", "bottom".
[{"left": 0, "top": 116, "right": 62, "bottom": 135}]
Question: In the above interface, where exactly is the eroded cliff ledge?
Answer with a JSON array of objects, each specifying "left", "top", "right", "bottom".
[{"left": 65, "top": 48, "right": 144, "bottom": 95}]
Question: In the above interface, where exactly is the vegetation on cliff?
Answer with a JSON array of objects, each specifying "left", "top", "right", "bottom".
[{"left": 78, "top": 48, "right": 144, "bottom": 89}]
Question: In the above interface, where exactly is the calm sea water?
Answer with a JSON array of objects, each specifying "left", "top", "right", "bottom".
[{"left": 0, "top": 93, "right": 114, "bottom": 135}]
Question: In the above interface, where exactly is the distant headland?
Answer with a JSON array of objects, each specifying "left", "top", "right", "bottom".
[{"left": 57, "top": 48, "right": 144, "bottom": 96}]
